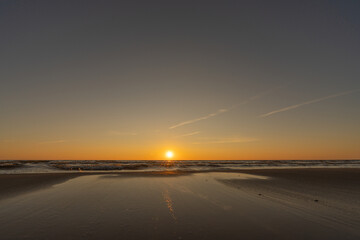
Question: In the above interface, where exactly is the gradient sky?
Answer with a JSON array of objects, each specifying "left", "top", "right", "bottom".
[{"left": 1, "top": 0, "right": 360, "bottom": 160}]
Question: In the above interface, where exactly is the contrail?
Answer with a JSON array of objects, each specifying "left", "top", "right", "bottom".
[
  {"left": 169, "top": 85, "right": 286, "bottom": 129},
  {"left": 40, "top": 140, "right": 66, "bottom": 144},
  {"left": 260, "top": 89, "right": 360, "bottom": 118},
  {"left": 169, "top": 109, "right": 228, "bottom": 129},
  {"left": 107, "top": 131, "right": 138, "bottom": 136},
  {"left": 192, "top": 137, "right": 258, "bottom": 144},
  {"left": 175, "top": 131, "right": 201, "bottom": 138}
]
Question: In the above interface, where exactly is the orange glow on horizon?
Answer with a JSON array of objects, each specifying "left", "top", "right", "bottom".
[{"left": 0, "top": 138, "right": 359, "bottom": 160}]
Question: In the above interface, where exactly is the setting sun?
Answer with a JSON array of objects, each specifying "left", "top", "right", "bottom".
[{"left": 165, "top": 151, "right": 174, "bottom": 159}]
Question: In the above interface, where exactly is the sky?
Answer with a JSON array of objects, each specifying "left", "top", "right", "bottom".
[{"left": 1, "top": 0, "right": 360, "bottom": 160}]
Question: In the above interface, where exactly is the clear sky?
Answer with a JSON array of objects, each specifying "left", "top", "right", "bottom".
[{"left": 1, "top": 0, "right": 359, "bottom": 160}]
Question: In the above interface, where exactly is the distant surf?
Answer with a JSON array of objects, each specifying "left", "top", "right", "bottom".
[{"left": 0, "top": 160, "right": 359, "bottom": 174}]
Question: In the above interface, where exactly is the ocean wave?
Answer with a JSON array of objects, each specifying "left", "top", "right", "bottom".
[
  {"left": 0, "top": 160, "right": 359, "bottom": 174},
  {"left": 0, "top": 162, "right": 24, "bottom": 169}
]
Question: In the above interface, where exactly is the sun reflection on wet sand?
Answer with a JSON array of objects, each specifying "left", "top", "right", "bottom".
[{"left": 162, "top": 189, "right": 177, "bottom": 222}]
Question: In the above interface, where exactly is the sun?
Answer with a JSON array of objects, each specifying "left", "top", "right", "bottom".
[{"left": 165, "top": 150, "right": 174, "bottom": 159}]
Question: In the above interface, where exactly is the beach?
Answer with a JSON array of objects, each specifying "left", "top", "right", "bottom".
[{"left": 0, "top": 168, "right": 359, "bottom": 240}]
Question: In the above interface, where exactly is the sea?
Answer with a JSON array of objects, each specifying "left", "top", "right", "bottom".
[{"left": 0, "top": 160, "right": 359, "bottom": 174}]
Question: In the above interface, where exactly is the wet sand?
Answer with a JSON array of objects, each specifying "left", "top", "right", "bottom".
[
  {"left": 0, "top": 173, "right": 83, "bottom": 201},
  {"left": 0, "top": 168, "right": 359, "bottom": 239}
]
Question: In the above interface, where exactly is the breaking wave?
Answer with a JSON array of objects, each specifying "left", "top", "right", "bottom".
[{"left": 0, "top": 160, "right": 359, "bottom": 174}]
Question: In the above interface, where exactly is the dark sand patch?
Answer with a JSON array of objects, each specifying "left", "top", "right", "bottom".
[{"left": 0, "top": 173, "right": 83, "bottom": 201}]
